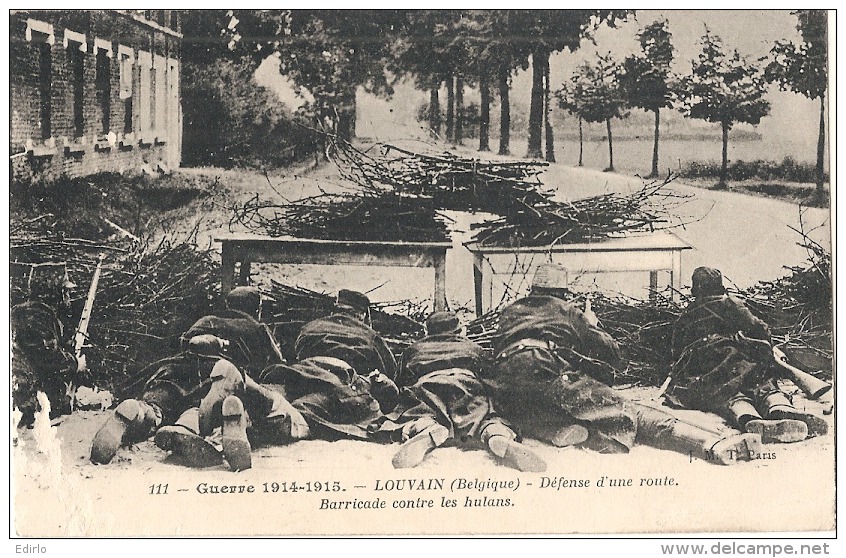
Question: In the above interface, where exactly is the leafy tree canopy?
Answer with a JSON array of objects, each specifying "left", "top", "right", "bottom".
[
  {"left": 765, "top": 10, "right": 827, "bottom": 100},
  {"left": 620, "top": 19, "right": 676, "bottom": 112},
  {"left": 679, "top": 31, "right": 770, "bottom": 128}
]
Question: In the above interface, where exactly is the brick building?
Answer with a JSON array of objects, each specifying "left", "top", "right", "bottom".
[{"left": 10, "top": 10, "right": 182, "bottom": 182}]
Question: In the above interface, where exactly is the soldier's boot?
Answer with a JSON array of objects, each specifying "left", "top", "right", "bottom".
[
  {"left": 481, "top": 421, "right": 547, "bottom": 473},
  {"left": 729, "top": 397, "right": 806, "bottom": 443},
  {"left": 727, "top": 397, "right": 761, "bottom": 427},
  {"left": 634, "top": 405, "right": 761, "bottom": 465},
  {"left": 154, "top": 408, "right": 223, "bottom": 468},
  {"left": 762, "top": 392, "right": 828, "bottom": 438},
  {"left": 198, "top": 360, "right": 246, "bottom": 436},
  {"left": 243, "top": 375, "right": 310, "bottom": 441},
  {"left": 221, "top": 395, "right": 252, "bottom": 472},
  {"left": 91, "top": 399, "right": 161, "bottom": 464},
  {"left": 392, "top": 421, "right": 450, "bottom": 469},
  {"left": 744, "top": 419, "right": 807, "bottom": 444}
]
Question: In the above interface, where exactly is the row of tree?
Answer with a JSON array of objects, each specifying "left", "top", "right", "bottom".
[
  {"left": 179, "top": 10, "right": 827, "bottom": 197},
  {"left": 180, "top": 10, "right": 628, "bottom": 165},
  {"left": 556, "top": 13, "right": 827, "bottom": 197}
]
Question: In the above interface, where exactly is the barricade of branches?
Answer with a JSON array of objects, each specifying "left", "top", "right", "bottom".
[
  {"left": 735, "top": 224, "right": 832, "bottom": 377},
  {"left": 231, "top": 189, "right": 450, "bottom": 242},
  {"left": 328, "top": 138, "right": 550, "bottom": 211},
  {"left": 11, "top": 222, "right": 220, "bottom": 393},
  {"left": 470, "top": 177, "right": 697, "bottom": 247},
  {"left": 89, "top": 234, "right": 220, "bottom": 391}
]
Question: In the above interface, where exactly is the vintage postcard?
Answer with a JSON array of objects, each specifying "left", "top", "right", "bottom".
[{"left": 7, "top": 8, "right": 835, "bottom": 538}]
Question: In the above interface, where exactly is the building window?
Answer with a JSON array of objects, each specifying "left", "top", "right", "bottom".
[
  {"left": 26, "top": 20, "right": 55, "bottom": 141},
  {"left": 170, "top": 11, "right": 179, "bottom": 32},
  {"left": 64, "top": 32, "right": 87, "bottom": 139},
  {"left": 138, "top": 50, "right": 153, "bottom": 139},
  {"left": 118, "top": 46, "right": 134, "bottom": 135},
  {"left": 36, "top": 38, "right": 52, "bottom": 140},
  {"left": 95, "top": 47, "right": 111, "bottom": 134}
]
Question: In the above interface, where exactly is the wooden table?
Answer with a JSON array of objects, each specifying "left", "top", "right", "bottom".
[
  {"left": 214, "top": 235, "right": 452, "bottom": 312},
  {"left": 464, "top": 232, "right": 692, "bottom": 316}
]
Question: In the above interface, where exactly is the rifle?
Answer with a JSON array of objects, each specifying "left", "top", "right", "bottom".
[
  {"left": 734, "top": 332, "right": 831, "bottom": 400},
  {"left": 67, "top": 254, "right": 106, "bottom": 410},
  {"left": 772, "top": 346, "right": 832, "bottom": 400}
]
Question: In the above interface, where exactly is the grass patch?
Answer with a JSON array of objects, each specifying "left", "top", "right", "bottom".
[
  {"left": 679, "top": 157, "right": 828, "bottom": 183},
  {"left": 10, "top": 171, "right": 225, "bottom": 241}
]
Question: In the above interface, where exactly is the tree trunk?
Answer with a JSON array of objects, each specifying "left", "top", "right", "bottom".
[
  {"left": 498, "top": 64, "right": 511, "bottom": 155},
  {"left": 578, "top": 116, "right": 584, "bottom": 167},
  {"left": 446, "top": 76, "right": 455, "bottom": 142},
  {"left": 606, "top": 118, "right": 614, "bottom": 172},
  {"left": 650, "top": 108, "right": 660, "bottom": 178},
  {"left": 479, "top": 77, "right": 491, "bottom": 152},
  {"left": 455, "top": 75, "right": 464, "bottom": 145},
  {"left": 337, "top": 98, "right": 356, "bottom": 142},
  {"left": 349, "top": 93, "right": 357, "bottom": 139},
  {"left": 543, "top": 55, "right": 555, "bottom": 163},
  {"left": 720, "top": 120, "right": 729, "bottom": 187},
  {"left": 816, "top": 92, "right": 826, "bottom": 200},
  {"left": 429, "top": 85, "right": 441, "bottom": 137},
  {"left": 526, "top": 49, "right": 547, "bottom": 158},
  {"left": 337, "top": 111, "right": 353, "bottom": 141}
]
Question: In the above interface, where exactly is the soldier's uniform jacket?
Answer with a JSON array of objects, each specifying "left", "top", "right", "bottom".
[
  {"left": 11, "top": 301, "right": 79, "bottom": 424},
  {"left": 397, "top": 333, "right": 486, "bottom": 387},
  {"left": 295, "top": 313, "right": 397, "bottom": 380},
  {"left": 672, "top": 294, "right": 771, "bottom": 358},
  {"left": 670, "top": 294, "right": 777, "bottom": 413},
  {"left": 182, "top": 308, "right": 283, "bottom": 374},
  {"left": 118, "top": 309, "right": 283, "bottom": 426},
  {"left": 258, "top": 312, "right": 399, "bottom": 440},
  {"left": 494, "top": 295, "right": 622, "bottom": 382},
  {"left": 376, "top": 333, "right": 502, "bottom": 442}
]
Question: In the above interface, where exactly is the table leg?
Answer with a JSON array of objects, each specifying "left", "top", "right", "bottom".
[
  {"left": 473, "top": 252, "right": 484, "bottom": 317},
  {"left": 671, "top": 249, "right": 682, "bottom": 300},
  {"left": 221, "top": 243, "right": 235, "bottom": 295},
  {"left": 649, "top": 270, "right": 659, "bottom": 300},
  {"left": 433, "top": 251, "right": 447, "bottom": 312},
  {"left": 238, "top": 259, "right": 252, "bottom": 286}
]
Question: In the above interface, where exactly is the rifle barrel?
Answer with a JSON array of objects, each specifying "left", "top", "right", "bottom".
[{"left": 75, "top": 255, "right": 105, "bottom": 355}]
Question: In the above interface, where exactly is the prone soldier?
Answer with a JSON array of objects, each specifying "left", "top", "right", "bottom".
[
  {"left": 668, "top": 266, "right": 828, "bottom": 443},
  {"left": 376, "top": 311, "right": 546, "bottom": 472}
]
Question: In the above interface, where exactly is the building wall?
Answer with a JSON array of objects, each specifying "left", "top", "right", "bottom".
[{"left": 10, "top": 10, "right": 182, "bottom": 182}]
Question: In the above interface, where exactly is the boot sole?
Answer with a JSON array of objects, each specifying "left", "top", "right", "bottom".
[
  {"left": 199, "top": 363, "right": 243, "bottom": 437},
  {"left": 221, "top": 396, "right": 252, "bottom": 472},
  {"left": 549, "top": 424, "right": 589, "bottom": 447},
  {"left": 392, "top": 424, "right": 449, "bottom": 469},
  {"left": 156, "top": 426, "right": 223, "bottom": 467},
  {"left": 489, "top": 438, "right": 547, "bottom": 472},
  {"left": 745, "top": 419, "right": 808, "bottom": 443},
  {"left": 769, "top": 410, "right": 829, "bottom": 438},
  {"left": 91, "top": 399, "right": 141, "bottom": 464},
  {"left": 710, "top": 433, "right": 762, "bottom": 465}
]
